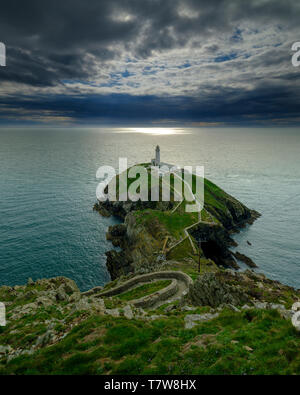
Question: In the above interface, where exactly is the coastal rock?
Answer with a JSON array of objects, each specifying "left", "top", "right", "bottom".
[
  {"left": 268, "top": 303, "right": 285, "bottom": 311},
  {"left": 36, "top": 296, "right": 55, "bottom": 307},
  {"left": 226, "top": 304, "right": 240, "bottom": 312},
  {"left": 107, "top": 224, "right": 127, "bottom": 238},
  {"left": 123, "top": 305, "right": 134, "bottom": 319},
  {"left": 10, "top": 302, "right": 39, "bottom": 320},
  {"left": 21, "top": 289, "right": 38, "bottom": 300},
  {"left": 0, "top": 345, "right": 12, "bottom": 355},
  {"left": 35, "top": 330, "right": 54, "bottom": 348},
  {"left": 27, "top": 277, "right": 34, "bottom": 286},
  {"left": 188, "top": 272, "right": 249, "bottom": 308},
  {"left": 69, "top": 292, "right": 81, "bottom": 303},
  {"left": 244, "top": 270, "right": 266, "bottom": 281},
  {"left": 190, "top": 223, "right": 240, "bottom": 269},
  {"left": 181, "top": 306, "right": 197, "bottom": 312},
  {"left": 134, "top": 308, "right": 147, "bottom": 318},
  {"left": 106, "top": 250, "right": 134, "bottom": 280},
  {"left": 241, "top": 304, "right": 251, "bottom": 310},
  {"left": 233, "top": 251, "right": 257, "bottom": 268},
  {"left": 105, "top": 212, "right": 165, "bottom": 279},
  {"left": 56, "top": 286, "right": 68, "bottom": 302},
  {"left": 71, "top": 297, "right": 105, "bottom": 313},
  {"left": 146, "top": 314, "right": 167, "bottom": 321},
  {"left": 105, "top": 308, "right": 120, "bottom": 317},
  {"left": 184, "top": 313, "right": 219, "bottom": 329},
  {"left": 164, "top": 304, "right": 177, "bottom": 313},
  {"left": 63, "top": 279, "right": 80, "bottom": 295},
  {"left": 292, "top": 312, "right": 300, "bottom": 331},
  {"left": 253, "top": 301, "right": 268, "bottom": 309},
  {"left": 279, "top": 309, "right": 294, "bottom": 321}
]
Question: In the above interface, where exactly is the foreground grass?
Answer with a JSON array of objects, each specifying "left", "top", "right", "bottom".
[{"left": 2, "top": 308, "right": 300, "bottom": 375}]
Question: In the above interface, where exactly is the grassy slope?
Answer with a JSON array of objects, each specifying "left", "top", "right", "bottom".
[
  {"left": 2, "top": 308, "right": 300, "bottom": 375},
  {"left": 1, "top": 166, "right": 280, "bottom": 375},
  {"left": 1, "top": 270, "right": 300, "bottom": 375},
  {"left": 102, "top": 164, "right": 241, "bottom": 258},
  {"left": 112, "top": 164, "right": 230, "bottom": 218},
  {"left": 134, "top": 209, "right": 199, "bottom": 239}
]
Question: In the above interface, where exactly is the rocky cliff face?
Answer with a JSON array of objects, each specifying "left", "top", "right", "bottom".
[
  {"left": 99, "top": 205, "right": 258, "bottom": 279},
  {"left": 105, "top": 212, "right": 168, "bottom": 280},
  {"left": 187, "top": 269, "right": 299, "bottom": 311},
  {"left": 188, "top": 271, "right": 250, "bottom": 307},
  {"left": 189, "top": 222, "right": 239, "bottom": 268}
]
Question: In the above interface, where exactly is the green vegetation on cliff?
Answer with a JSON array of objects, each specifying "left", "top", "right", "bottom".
[
  {"left": 118, "top": 280, "right": 171, "bottom": 302},
  {"left": 2, "top": 306, "right": 300, "bottom": 375},
  {"left": 1, "top": 270, "right": 300, "bottom": 375},
  {"left": 134, "top": 209, "right": 199, "bottom": 239},
  {"left": 96, "top": 162, "right": 260, "bottom": 278},
  {"left": 3, "top": 166, "right": 288, "bottom": 376}
]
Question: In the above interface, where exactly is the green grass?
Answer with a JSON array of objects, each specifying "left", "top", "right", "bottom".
[
  {"left": 118, "top": 280, "right": 172, "bottom": 302},
  {"left": 134, "top": 208, "right": 199, "bottom": 240},
  {"left": 203, "top": 178, "right": 229, "bottom": 215},
  {"left": 2, "top": 309, "right": 300, "bottom": 375},
  {"left": 106, "top": 164, "right": 236, "bottom": 213},
  {"left": 104, "top": 163, "right": 240, "bottom": 232},
  {"left": 150, "top": 210, "right": 198, "bottom": 239},
  {"left": 167, "top": 237, "right": 194, "bottom": 261}
]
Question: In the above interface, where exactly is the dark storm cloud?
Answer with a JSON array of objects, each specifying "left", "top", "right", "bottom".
[
  {"left": 1, "top": 79, "right": 299, "bottom": 125},
  {"left": 0, "top": 0, "right": 299, "bottom": 86},
  {"left": 0, "top": 0, "right": 300, "bottom": 124}
]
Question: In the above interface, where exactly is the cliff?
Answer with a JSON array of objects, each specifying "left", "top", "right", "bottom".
[
  {"left": 1, "top": 269, "right": 300, "bottom": 375},
  {"left": 3, "top": 165, "right": 300, "bottom": 375},
  {"left": 94, "top": 164, "right": 260, "bottom": 279}
]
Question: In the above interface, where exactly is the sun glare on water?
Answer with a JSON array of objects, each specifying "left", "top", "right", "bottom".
[{"left": 125, "top": 127, "right": 186, "bottom": 135}]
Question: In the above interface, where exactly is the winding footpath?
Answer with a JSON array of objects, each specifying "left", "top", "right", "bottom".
[
  {"left": 85, "top": 271, "right": 193, "bottom": 309},
  {"left": 153, "top": 166, "right": 217, "bottom": 255}
]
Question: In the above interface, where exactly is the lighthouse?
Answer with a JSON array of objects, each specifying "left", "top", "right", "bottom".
[
  {"left": 151, "top": 145, "right": 161, "bottom": 166},
  {"left": 155, "top": 145, "right": 160, "bottom": 166},
  {"left": 151, "top": 145, "right": 176, "bottom": 170}
]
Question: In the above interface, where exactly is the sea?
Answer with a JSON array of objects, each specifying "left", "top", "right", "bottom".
[{"left": 0, "top": 127, "right": 299, "bottom": 291}]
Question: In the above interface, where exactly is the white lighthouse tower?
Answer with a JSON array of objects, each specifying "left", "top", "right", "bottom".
[
  {"left": 151, "top": 145, "right": 161, "bottom": 166},
  {"left": 151, "top": 145, "right": 176, "bottom": 170},
  {"left": 155, "top": 145, "right": 160, "bottom": 166}
]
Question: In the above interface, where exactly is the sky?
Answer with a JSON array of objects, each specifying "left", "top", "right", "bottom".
[{"left": 0, "top": 0, "right": 299, "bottom": 126}]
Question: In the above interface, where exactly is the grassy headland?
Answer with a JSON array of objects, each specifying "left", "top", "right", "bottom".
[{"left": 1, "top": 164, "right": 298, "bottom": 376}]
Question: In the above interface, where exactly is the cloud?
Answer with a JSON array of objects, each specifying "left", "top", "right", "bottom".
[{"left": 0, "top": 0, "right": 299, "bottom": 124}]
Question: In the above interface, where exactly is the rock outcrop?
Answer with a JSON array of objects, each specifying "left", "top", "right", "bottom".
[
  {"left": 188, "top": 272, "right": 250, "bottom": 307},
  {"left": 232, "top": 251, "right": 258, "bottom": 268},
  {"left": 105, "top": 212, "right": 168, "bottom": 280},
  {"left": 187, "top": 269, "right": 300, "bottom": 309}
]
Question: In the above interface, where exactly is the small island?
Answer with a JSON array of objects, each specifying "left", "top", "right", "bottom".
[
  {"left": 1, "top": 150, "right": 300, "bottom": 375},
  {"left": 95, "top": 147, "right": 260, "bottom": 279}
]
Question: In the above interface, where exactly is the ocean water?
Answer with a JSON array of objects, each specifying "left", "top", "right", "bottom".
[{"left": 0, "top": 127, "right": 299, "bottom": 291}]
